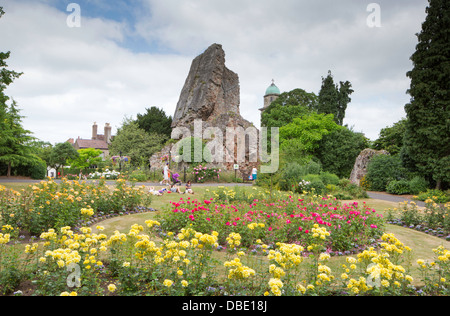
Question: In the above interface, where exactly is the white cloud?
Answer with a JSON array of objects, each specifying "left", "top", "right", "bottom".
[
  {"left": 1, "top": 0, "right": 429, "bottom": 146},
  {"left": 2, "top": 1, "right": 190, "bottom": 144}
]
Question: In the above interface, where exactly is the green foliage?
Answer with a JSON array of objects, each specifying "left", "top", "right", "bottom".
[
  {"left": 278, "top": 138, "right": 312, "bottom": 166},
  {"left": 408, "top": 176, "right": 429, "bottom": 195},
  {"left": 136, "top": 106, "right": 173, "bottom": 139},
  {"left": 301, "top": 174, "right": 326, "bottom": 195},
  {"left": 110, "top": 118, "right": 166, "bottom": 167},
  {"left": 68, "top": 148, "right": 103, "bottom": 172},
  {"left": 403, "top": 0, "right": 450, "bottom": 189},
  {"left": 334, "top": 179, "right": 369, "bottom": 200},
  {"left": 0, "top": 266, "right": 22, "bottom": 295},
  {"left": 261, "top": 88, "right": 317, "bottom": 128},
  {"left": 385, "top": 176, "right": 432, "bottom": 196},
  {"left": 0, "top": 100, "right": 37, "bottom": 177},
  {"left": 366, "top": 154, "right": 407, "bottom": 191},
  {"left": 317, "top": 70, "right": 353, "bottom": 126},
  {"left": 279, "top": 112, "right": 340, "bottom": 153},
  {"left": 319, "top": 172, "right": 340, "bottom": 186},
  {"left": 416, "top": 189, "right": 450, "bottom": 204},
  {"left": 26, "top": 158, "right": 47, "bottom": 180},
  {"left": 48, "top": 142, "right": 79, "bottom": 177},
  {"left": 129, "top": 170, "right": 148, "bottom": 182},
  {"left": 386, "top": 180, "right": 411, "bottom": 195},
  {"left": 314, "top": 126, "right": 369, "bottom": 178},
  {"left": 278, "top": 160, "right": 322, "bottom": 191},
  {"left": 0, "top": 11, "right": 41, "bottom": 178},
  {"left": 373, "top": 118, "right": 407, "bottom": 155}
]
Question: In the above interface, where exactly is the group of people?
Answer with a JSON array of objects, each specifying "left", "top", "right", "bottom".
[{"left": 148, "top": 163, "right": 194, "bottom": 196}]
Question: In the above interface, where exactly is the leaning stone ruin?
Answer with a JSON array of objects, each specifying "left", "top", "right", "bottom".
[
  {"left": 349, "top": 148, "right": 389, "bottom": 186},
  {"left": 150, "top": 44, "right": 259, "bottom": 176}
]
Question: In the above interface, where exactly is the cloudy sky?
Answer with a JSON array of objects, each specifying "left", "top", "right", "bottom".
[{"left": 1, "top": 0, "right": 428, "bottom": 145}]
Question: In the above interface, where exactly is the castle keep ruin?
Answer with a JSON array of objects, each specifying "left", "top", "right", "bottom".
[{"left": 150, "top": 43, "right": 260, "bottom": 175}]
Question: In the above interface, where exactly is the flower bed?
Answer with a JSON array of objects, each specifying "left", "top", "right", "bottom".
[
  {"left": 386, "top": 200, "right": 450, "bottom": 241},
  {"left": 156, "top": 189, "right": 385, "bottom": 253},
  {"left": 192, "top": 165, "right": 221, "bottom": 183},
  {"left": 0, "top": 178, "right": 152, "bottom": 236},
  {"left": 2, "top": 218, "right": 448, "bottom": 296}
]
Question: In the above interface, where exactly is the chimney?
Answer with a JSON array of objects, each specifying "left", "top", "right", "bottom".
[
  {"left": 92, "top": 122, "right": 98, "bottom": 140},
  {"left": 104, "top": 123, "right": 112, "bottom": 144}
]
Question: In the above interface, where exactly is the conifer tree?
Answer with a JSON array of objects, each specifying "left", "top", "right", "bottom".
[
  {"left": 317, "top": 70, "right": 353, "bottom": 126},
  {"left": 0, "top": 7, "right": 37, "bottom": 177},
  {"left": 403, "top": 0, "right": 450, "bottom": 189}
]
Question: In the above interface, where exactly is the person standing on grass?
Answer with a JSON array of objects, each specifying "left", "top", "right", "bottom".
[{"left": 161, "top": 163, "right": 171, "bottom": 185}]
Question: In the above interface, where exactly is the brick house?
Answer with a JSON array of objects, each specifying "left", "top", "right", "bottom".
[{"left": 71, "top": 122, "right": 114, "bottom": 160}]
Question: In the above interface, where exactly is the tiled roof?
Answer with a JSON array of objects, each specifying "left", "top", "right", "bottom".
[{"left": 75, "top": 139, "right": 109, "bottom": 150}]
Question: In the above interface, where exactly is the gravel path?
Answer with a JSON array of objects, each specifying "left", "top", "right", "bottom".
[{"left": 366, "top": 191, "right": 426, "bottom": 207}]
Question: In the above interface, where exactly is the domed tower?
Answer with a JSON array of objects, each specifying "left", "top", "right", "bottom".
[{"left": 260, "top": 79, "right": 281, "bottom": 112}]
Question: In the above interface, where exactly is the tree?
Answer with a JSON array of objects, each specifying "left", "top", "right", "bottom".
[
  {"left": 109, "top": 118, "right": 166, "bottom": 167},
  {"left": 0, "top": 8, "right": 34, "bottom": 177},
  {"left": 373, "top": 118, "right": 407, "bottom": 155},
  {"left": 314, "top": 127, "right": 369, "bottom": 178},
  {"left": 0, "top": 9, "right": 22, "bottom": 123},
  {"left": 260, "top": 88, "right": 317, "bottom": 154},
  {"left": 136, "top": 106, "right": 173, "bottom": 139},
  {"left": 317, "top": 71, "right": 354, "bottom": 126},
  {"left": 403, "top": 0, "right": 450, "bottom": 189},
  {"left": 366, "top": 154, "right": 407, "bottom": 191},
  {"left": 279, "top": 112, "right": 340, "bottom": 167},
  {"left": 67, "top": 148, "right": 102, "bottom": 173},
  {"left": 48, "top": 142, "right": 79, "bottom": 177},
  {"left": 279, "top": 112, "right": 340, "bottom": 152},
  {"left": 0, "top": 100, "right": 37, "bottom": 177},
  {"left": 261, "top": 88, "right": 318, "bottom": 128}
]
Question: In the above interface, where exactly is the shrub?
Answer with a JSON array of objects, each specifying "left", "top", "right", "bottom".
[
  {"left": 129, "top": 171, "right": 148, "bottom": 182},
  {"left": 359, "top": 175, "right": 371, "bottom": 191},
  {"left": 319, "top": 172, "right": 339, "bottom": 186},
  {"left": 335, "top": 179, "right": 369, "bottom": 199},
  {"left": 408, "top": 176, "right": 429, "bottom": 195},
  {"left": 386, "top": 180, "right": 411, "bottom": 195},
  {"left": 279, "top": 161, "right": 323, "bottom": 191},
  {"left": 192, "top": 165, "right": 220, "bottom": 183},
  {"left": 416, "top": 189, "right": 450, "bottom": 203},
  {"left": 301, "top": 174, "right": 326, "bottom": 195},
  {"left": 29, "top": 159, "right": 47, "bottom": 180},
  {"left": 366, "top": 154, "right": 407, "bottom": 191}
]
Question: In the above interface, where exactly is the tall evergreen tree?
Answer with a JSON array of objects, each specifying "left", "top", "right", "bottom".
[
  {"left": 0, "top": 100, "right": 37, "bottom": 177},
  {"left": 317, "top": 71, "right": 353, "bottom": 126},
  {"left": 403, "top": 0, "right": 450, "bottom": 189},
  {"left": 0, "top": 8, "right": 39, "bottom": 177}
]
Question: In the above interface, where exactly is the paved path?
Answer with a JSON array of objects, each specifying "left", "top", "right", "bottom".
[
  {"left": 0, "top": 178, "right": 427, "bottom": 206},
  {"left": 0, "top": 177, "right": 253, "bottom": 187},
  {"left": 366, "top": 191, "right": 426, "bottom": 207}
]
